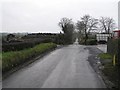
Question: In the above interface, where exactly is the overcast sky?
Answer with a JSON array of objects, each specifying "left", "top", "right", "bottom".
[{"left": 0, "top": 0, "right": 119, "bottom": 33}]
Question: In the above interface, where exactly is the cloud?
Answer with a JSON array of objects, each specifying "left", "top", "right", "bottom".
[{"left": 1, "top": 0, "right": 119, "bottom": 33}]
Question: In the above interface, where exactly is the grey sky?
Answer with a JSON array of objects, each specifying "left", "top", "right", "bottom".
[{"left": 1, "top": 0, "right": 119, "bottom": 33}]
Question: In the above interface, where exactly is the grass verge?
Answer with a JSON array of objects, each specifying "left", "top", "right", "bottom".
[
  {"left": 2, "top": 43, "right": 57, "bottom": 73},
  {"left": 98, "top": 53, "right": 112, "bottom": 60},
  {"left": 98, "top": 53, "right": 119, "bottom": 88}
]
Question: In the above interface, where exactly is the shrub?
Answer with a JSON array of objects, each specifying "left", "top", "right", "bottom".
[
  {"left": 2, "top": 39, "right": 53, "bottom": 52},
  {"left": 79, "top": 39, "right": 97, "bottom": 45},
  {"left": 86, "top": 39, "right": 97, "bottom": 45},
  {"left": 107, "top": 38, "right": 119, "bottom": 55},
  {"left": 98, "top": 53, "right": 119, "bottom": 88},
  {"left": 107, "top": 39, "right": 120, "bottom": 66},
  {"left": 2, "top": 43, "right": 57, "bottom": 73}
]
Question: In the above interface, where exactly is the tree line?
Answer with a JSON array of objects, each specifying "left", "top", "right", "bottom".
[{"left": 58, "top": 14, "right": 116, "bottom": 44}]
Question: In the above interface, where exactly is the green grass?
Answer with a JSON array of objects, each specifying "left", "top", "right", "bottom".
[
  {"left": 98, "top": 53, "right": 112, "bottom": 60},
  {"left": 102, "top": 62, "right": 119, "bottom": 88},
  {"left": 98, "top": 53, "right": 118, "bottom": 88},
  {"left": 2, "top": 43, "right": 57, "bottom": 73}
]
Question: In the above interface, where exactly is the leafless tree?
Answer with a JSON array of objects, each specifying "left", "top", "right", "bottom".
[
  {"left": 76, "top": 21, "right": 85, "bottom": 34},
  {"left": 58, "top": 17, "right": 75, "bottom": 44},
  {"left": 58, "top": 18, "right": 74, "bottom": 33},
  {"left": 76, "top": 15, "right": 98, "bottom": 44},
  {"left": 99, "top": 17, "right": 116, "bottom": 33}
]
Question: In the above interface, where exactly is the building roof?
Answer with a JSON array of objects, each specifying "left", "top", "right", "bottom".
[{"left": 113, "top": 30, "right": 120, "bottom": 32}]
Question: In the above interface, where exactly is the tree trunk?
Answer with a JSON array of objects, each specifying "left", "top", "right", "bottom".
[{"left": 84, "top": 28, "right": 88, "bottom": 45}]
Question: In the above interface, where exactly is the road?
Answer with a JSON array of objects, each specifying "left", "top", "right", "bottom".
[
  {"left": 96, "top": 44, "right": 107, "bottom": 53},
  {"left": 3, "top": 41, "right": 106, "bottom": 88}
]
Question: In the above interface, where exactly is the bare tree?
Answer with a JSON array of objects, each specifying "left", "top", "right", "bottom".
[
  {"left": 76, "top": 15, "right": 98, "bottom": 44},
  {"left": 76, "top": 21, "right": 85, "bottom": 34},
  {"left": 99, "top": 17, "right": 116, "bottom": 33},
  {"left": 58, "top": 17, "right": 75, "bottom": 44}
]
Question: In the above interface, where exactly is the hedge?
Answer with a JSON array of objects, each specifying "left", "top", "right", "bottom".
[
  {"left": 107, "top": 39, "right": 120, "bottom": 55},
  {"left": 2, "top": 39, "right": 53, "bottom": 52},
  {"left": 107, "top": 38, "right": 120, "bottom": 65},
  {"left": 79, "top": 39, "right": 97, "bottom": 45},
  {"left": 2, "top": 43, "right": 57, "bottom": 73}
]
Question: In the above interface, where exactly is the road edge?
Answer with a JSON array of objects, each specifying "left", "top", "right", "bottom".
[
  {"left": 86, "top": 46, "right": 115, "bottom": 89},
  {"left": 2, "top": 45, "right": 64, "bottom": 80}
]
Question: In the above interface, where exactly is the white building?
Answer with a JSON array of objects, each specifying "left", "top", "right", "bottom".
[
  {"left": 118, "top": 1, "right": 120, "bottom": 30},
  {"left": 96, "top": 33, "right": 112, "bottom": 42}
]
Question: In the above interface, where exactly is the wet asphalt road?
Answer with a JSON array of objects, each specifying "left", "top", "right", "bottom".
[{"left": 3, "top": 42, "right": 106, "bottom": 88}]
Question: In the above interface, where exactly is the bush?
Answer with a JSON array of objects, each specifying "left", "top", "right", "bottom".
[
  {"left": 79, "top": 39, "right": 97, "bottom": 45},
  {"left": 107, "top": 38, "right": 120, "bottom": 66},
  {"left": 2, "top": 43, "right": 57, "bottom": 73},
  {"left": 86, "top": 39, "right": 97, "bottom": 45},
  {"left": 98, "top": 53, "right": 119, "bottom": 88},
  {"left": 107, "top": 39, "right": 120, "bottom": 56},
  {"left": 2, "top": 42, "right": 34, "bottom": 52},
  {"left": 2, "top": 39, "right": 53, "bottom": 52},
  {"left": 102, "top": 62, "right": 119, "bottom": 88}
]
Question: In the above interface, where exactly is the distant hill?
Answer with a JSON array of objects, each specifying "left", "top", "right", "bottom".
[{"left": 1, "top": 33, "right": 28, "bottom": 37}]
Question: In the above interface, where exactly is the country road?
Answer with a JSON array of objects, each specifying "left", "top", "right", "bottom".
[{"left": 3, "top": 41, "right": 106, "bottom": 88}]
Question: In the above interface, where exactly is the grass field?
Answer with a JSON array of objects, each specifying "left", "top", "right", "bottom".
[{"left": 2, "top": 43, "right": 57, "bottom": 73}]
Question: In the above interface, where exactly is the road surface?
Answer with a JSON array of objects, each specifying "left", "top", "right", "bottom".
[
  {"left": 3, "top": 42, "right": 106, "bottom": 88},
  {"left": 96, "top": 44, "right": 107, "bottom": 53}
]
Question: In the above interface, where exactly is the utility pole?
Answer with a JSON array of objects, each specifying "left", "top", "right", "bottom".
[{"left": 118, "top": 1, "right": 120, "bottom": 90}]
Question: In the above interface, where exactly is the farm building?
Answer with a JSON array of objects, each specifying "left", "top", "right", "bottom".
[{"left": 96, "top": 33, "right": 112, "bottom": 42}]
